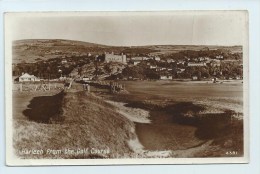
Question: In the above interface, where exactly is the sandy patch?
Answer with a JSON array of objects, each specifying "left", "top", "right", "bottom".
[
  {"left": 105, "top": 100, "right": 177, "bottom": 157},
  {"left": 127, "top": 137, "right": 173, "bottom": 158},
  {"left": 105, "top": 100, "right": 151, "bottom": 123}
]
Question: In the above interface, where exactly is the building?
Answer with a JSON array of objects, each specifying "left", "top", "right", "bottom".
[
  {"left": 235, "top": 75, "right": 242, "bottom": 80},
  {"left": 105, "top": 52, "right": 127, "bottom": 64},
  {"left": 167, "top": 59, "right": 174, "bottom": 63},
  {"left": 131, "top": 57, "right": 146, "bottom": 61},
  {"left": 160, "top": 75, "right": 173, "bottom": 80},
  {"left": 82, "top": 77, "right": 92, "bottom": 82},
  {"left": 187, "top": 62, "right": 206, "bottom": 67},
  {"left": 143, "top": 57, "right": 151, "bottom": 60},
  {"left": 177, "top": 61, "right": 185, "bottom": 65},
  {"left": 18, "top": 73, "right": 40, "bottom": 82},
  {"left": 176, "top": 68, "right": 185, "bottom": 74},
  {"left": 133, "top": 61, "right": 141, "bottom": 65},
  {"left": 211, "top": 60, "right": 221, "bottom": 67},
  {"left": 191, "top": 75, "right": 198, "bottom": 80},
  {"left": 154, "top": 56, "right": 161, "bottom": 61},
  {"left": 198, "top": 57, "right": 210, "bottom": 62},
  {"left": 61, "top": 59, "right": 68, "bottom": 64},
  {"left": 150, "top": 65, "right": 157, "bottom": 69},
  {"left": 215, "top": 55, "right": 224, "bottom": 60},
  {"left": 155, "top": 67, "right": 167, "bottom": 72}
]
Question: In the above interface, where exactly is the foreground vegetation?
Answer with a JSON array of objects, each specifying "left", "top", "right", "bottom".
[
  {"left": 13, "top": 91, "right": 136, "bottom": 159},
  {"left": 13, "top": 78, "right": 244, "bottom": 159}
]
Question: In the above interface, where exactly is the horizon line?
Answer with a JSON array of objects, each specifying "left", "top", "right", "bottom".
[{"left": 12, "top": 39, "right": 243, "bottom": 48}]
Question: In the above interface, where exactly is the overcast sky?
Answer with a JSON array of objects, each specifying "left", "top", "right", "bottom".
[{"left": 6, "top": 11, "right": 247, "bottom": 46}]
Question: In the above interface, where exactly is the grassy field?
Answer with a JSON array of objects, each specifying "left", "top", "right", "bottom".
[
  {"left": 107, "top": 80, "right": 244, "bottom": 157},
  {"left": 13, "top": 90, "right": 136, "bottom": 159},
  {"left": 12, "top": 80, "right": 244, "bottom": 158},
  {"left": 118, "top": 80, "right": 243, "bottom": 113}
]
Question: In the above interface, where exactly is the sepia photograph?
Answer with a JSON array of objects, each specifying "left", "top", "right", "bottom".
[{"left": 5, "top": 11, "right": 248, "bottom": 165}]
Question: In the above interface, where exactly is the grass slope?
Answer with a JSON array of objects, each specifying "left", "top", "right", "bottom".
[{"left": 13, "top": 91, "right": 135, "bottom": 159}]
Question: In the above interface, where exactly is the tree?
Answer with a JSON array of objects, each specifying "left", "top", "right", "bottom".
[
  {"left": 145, "top": 69, "right": 160, "bottom": 79},
  {"left": 197, "top": 71, "right": 202, "bottom": 80},
  {"left": 78, "top": 67, "right": 83, "bottom": 76}
]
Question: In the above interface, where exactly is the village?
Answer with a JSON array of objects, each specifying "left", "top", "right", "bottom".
[{"left": 13, "top": 46, "right": 243, "bottom": 86}]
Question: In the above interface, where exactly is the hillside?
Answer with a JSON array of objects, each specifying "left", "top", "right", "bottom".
[
  {"left": 12, "top": 39, "right": 242, "bottom": 64},
  {"left": 70, "top": 61, "right": 127, "bottom": 80},
  {"left": 13, "top": 91, "right": 136, "bottom": 159},
  {"left": 12, "top": 39, "right": 125, "bottom": 64},
  {"left": 140, "top": 45, "right": 242, "bottom": 56}
]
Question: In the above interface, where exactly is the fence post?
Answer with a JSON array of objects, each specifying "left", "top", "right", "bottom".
[
  {"left": 87, "top": 85, "right": 90, "bottom": 92},
  {"left": 20, "top": 83, "right": 22, "bottom": 92}
]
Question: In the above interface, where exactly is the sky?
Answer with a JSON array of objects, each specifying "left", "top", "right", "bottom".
[{"left": 6, "top": 11, "right": 247, "bottom": 46}]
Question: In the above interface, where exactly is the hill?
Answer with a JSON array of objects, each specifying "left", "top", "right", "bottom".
[
  {"left": 12, "top": 39, "right": 125, "bottom": 64},
  {"left": 70, "top": 61, "right": 127, "bottom": 80},
  {"left": 12, "top": 39, "right": 242, "bottom": 64},
  {"left": 13, "top": 91, "right": 137, "bottom": 159},
  {"left": 138, "top": 45, "right": 242, "bottom": 56}
]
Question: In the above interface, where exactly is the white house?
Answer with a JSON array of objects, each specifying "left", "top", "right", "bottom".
[
  {"left": 187, "top": 62, "right": 206, "bottom": 67},
  {"left": 131, "top": 57, "right": 144, "bottom": 61},
  {"left": 160, "top": 75, "right": 173, "bottom": 80},
  {"left": 82, "top": 77, "right": 92, "bottom": 82},
  {"left": 18, "top": 73, "right": 40, "bottom": 82},
  {"left": 154, "top": 56, "right": 161, "bottom": 61},
  {"left": 176, "top": 68, "right": 185, "bottom": 74},
  {"left": 215, "top": 55, "right": 224, "bottom": 60},
  {"left": 177, "top": 61, "right": 185, "bottom": 65},
  {"left": 133, "top": 61, "right": 141, "bottom": 65},
  {"left": 211, "top": 60, "right": 221, "bottom": 67},
  {"left": 150, "top": 65, "right": 157, "bottom": 69},
  {"left": 167, "top": 59, "right": 174, "bottom": 63},
  {"left": 191, "top": 75, "right": 198, "bottom": 80},
  {"left": 61, "top": 59, "right": 68, "bottom": 64}
]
